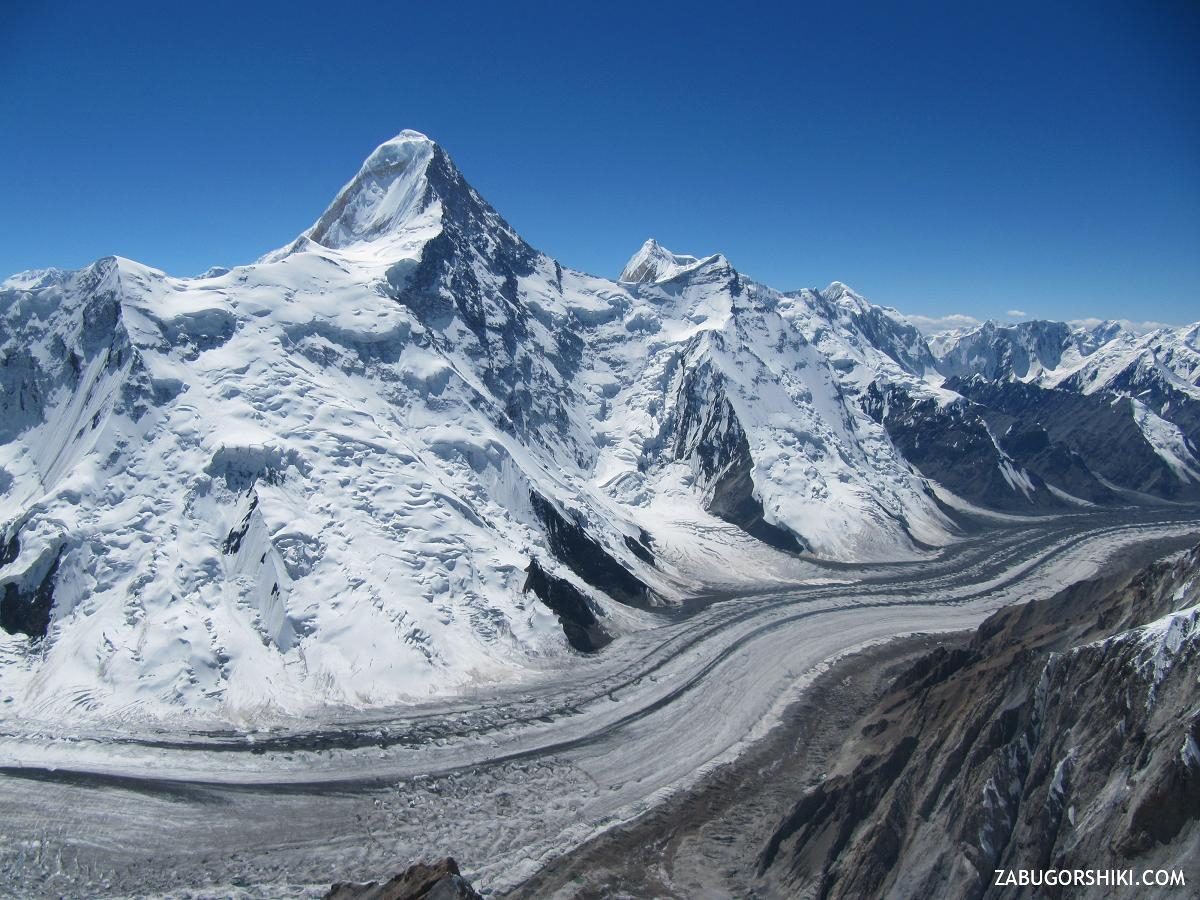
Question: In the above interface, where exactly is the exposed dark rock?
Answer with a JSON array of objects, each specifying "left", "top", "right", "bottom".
[
  {"left": 378, "top": 144, "right": 588, "bottom": 462},
  {"left": 325, "top": 857, "right": 482, "bottom": 900},
  {"left": 760, "top": 735, "right": 919, "bottom": 885},
  {"left": 222, "top": 494, "right": 259, "bottom": 555},
  {"left": 623, "top": 530, "right": 655, "bottom": 566},
  {"left": 0, "top": 530, "right": 19, "bottom": 568},
  {"left": 862, "top": 381, "right": 1063, "bottom": 511},
  {"left": 522, "top": 558, "right": 612, "bottom": 652},
  {"left": 1058, "top": 353, "right": 1200, "bottom": 449},
  {"left": 504, "top": 632, "right": 951, "bottom": 900},
  {"left": 528, "top": 491, "right": 653, "bottom": 608},
  {"left": 0, "top": 548, "right": 62, "bottom": 639},
  {"left": 864, "top": 375, "right": 1200, "bottom": 510},
  {"left": 808, "top": 283, "right": 938, "bottom": 376},
  {"left": 672, "top": 357, "right": 806, "bottom": 552},
  {"left": 949, "top": 377, "right": 1200, "bottom": 502},
  {"left": 707, "top": 431, "right": 808, "bottom": 553}
]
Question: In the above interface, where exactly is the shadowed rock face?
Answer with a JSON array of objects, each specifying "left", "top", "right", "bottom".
[
  {"left": 862, "top": 382, "right": 1063, "bottom": 512},
  {"left": 528, "top": 491, "right": 654, "bottom": 610},
  {"left": 706, "top": 428, "right": 808, "bottom": 553},
  {"left": 949, "top": 377, "right": 1200, "bottom": 502},
  {"left": 1058, "top": 355, "right": 1200, "bottom": 449},
  {"left": 522, "top": 558, "right": 612, "bottom": 652},
  {"left": 863, "top": 376, "right": 1200, "bottom": 510},
  {"left": 325, "top": 857, "right": 481, "bottom": 900},
  {"left": 760, "top": 544, "right": 1200, "bottom": 900},
  {"left": 0, "top": 548, "right": 61, "bottom": 639},
  {"left": 933, "top": 320, "right": 1082, "bottom": 382},
  {"left": 672, "top": 358, "right": 806, "bottom": 553}
]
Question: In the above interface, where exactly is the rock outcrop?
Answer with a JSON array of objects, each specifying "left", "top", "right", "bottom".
[
  {"left": 760, "top": 544, "right": 1200, "bottom": 898},
  {"left": 325, "top": 857, "right": 481, "bottom": 900}
]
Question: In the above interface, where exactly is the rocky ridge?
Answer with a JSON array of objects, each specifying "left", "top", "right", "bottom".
[{"left": 760, "top": 543, "right": 1200, "bottom": 899}]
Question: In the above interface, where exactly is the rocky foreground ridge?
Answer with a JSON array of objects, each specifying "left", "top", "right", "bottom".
[
  {"left": 326, "top": 857, "right": 481, "bottom": 900},
  {"left": 760, "top": 543, "right": 1200, "bottom": 898}
]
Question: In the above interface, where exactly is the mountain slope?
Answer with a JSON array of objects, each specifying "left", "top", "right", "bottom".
[
  {"left": 0, "top": 132, "right": 966, "bottom": 722},
  {"left": 1, "top": 131, "right": 1197, "bottom": 723},
  {"left": 760, "top": 543, "right": 1200, "bottom": 899},
  {"left": 868, "top": 316, "right": 1200, "bottom": 510},
  {"left": 931, "top": 319, "right": 1099, "bottom": 382}
]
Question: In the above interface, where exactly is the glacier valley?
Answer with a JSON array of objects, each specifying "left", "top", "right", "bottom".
[{"left": 0, "top": 131, "right": 1198, "bottom": 896}]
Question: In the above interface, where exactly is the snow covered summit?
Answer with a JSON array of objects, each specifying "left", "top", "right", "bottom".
[
  {"left": 304, "top": 129, "right": 440, "bottom": 249},
  {"left": 619, "top": 238, "right": 704, "bottom": 283}
]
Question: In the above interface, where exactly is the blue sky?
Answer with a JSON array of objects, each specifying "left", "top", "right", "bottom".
[{"left": 2, "top": 0, "right": 1197, "bottom": 329}]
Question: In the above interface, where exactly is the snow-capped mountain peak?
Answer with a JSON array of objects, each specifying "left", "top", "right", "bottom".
[
  {"left": 1082, "top": 319, "right": 1132, "bottom": 345},
  {"left": 301, "top": 129, "right": 441, "bottom": 251},
  {"left": 619, "top": 238, "right": 703, "bottom": 283},
  {"left": 820, "top": 280, "right": 860, "bottom": 302},
  {"left": 931, "top": 318, "right": 1088, "bottom": 381},
  {"left": 2, "top": 128, "right": 1197, "bottom": 727},
  {"left": 260, "top": 128, "right": 535, "bottom": 274},
  {"left": 1181, "top": 322, "right": 1200, "bottom": 351}
]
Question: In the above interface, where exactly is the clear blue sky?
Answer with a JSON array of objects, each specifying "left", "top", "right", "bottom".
[{"left": 2, "top": 0, "right": 1197, "bottom": 328}]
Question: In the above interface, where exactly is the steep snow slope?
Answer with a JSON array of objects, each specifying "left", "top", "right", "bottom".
[
  {"left": 930, "top": 318, "right": 1200, "bottom": 408},
  {"left": 1046, "top": 325, "right": 1200, "bottom": 461},
  {"left": 0, "top": 131, "right": 965, "bottom": 722},
  {"left": 598, "top": 252, "right": 956, "bottom": 558},
  {"left": 1047, "top": 323, "right": 1200, "bottom": 397}
]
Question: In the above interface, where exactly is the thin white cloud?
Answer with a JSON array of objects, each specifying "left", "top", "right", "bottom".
[
  {"left": 903, "top": 313, "right": 982, "bottom": 335},
  {"left": 1006, "top": 309, "right": 1027, "bottom": 318}
]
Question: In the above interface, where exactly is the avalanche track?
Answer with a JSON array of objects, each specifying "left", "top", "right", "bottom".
[{"left": 2, "top": 508, "right": 1199, "bottom": 898}]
